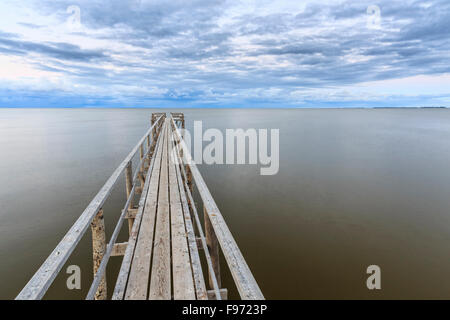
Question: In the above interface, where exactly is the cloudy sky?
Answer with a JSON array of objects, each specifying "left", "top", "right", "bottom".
[{"left": 0, "top": 0, "right": 449, "bottom": 108}]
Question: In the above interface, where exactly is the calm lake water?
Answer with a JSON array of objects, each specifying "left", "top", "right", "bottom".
[{"left": 1, "top": 108, "right": 450, "bottom": 299}]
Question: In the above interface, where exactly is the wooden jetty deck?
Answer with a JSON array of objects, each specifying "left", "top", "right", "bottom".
[{"left": 16, "top": 112, "right": 264, "bottom": 300}]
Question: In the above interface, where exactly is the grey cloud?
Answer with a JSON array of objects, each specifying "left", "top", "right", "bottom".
[
  {"left": 17, "top": 22, "right": 45, "bottom": 29},
  {"left": 34, "top": 0, "right": 227, "bottom": 39},
  {"left": 0, "top": 30, "right": 17, "bottom": 38},
  {"left": 0, "top": 36, "right": 107, "bottom": 61},
  {"left": 4, "top": 0, "right": 449, "bottom": 105},
  {"left": 0, "top": 46, "right": 25, "bottom": 55}
]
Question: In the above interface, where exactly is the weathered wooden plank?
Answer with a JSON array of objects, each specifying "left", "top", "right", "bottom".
[
  {"left": 16, "top": 116, "right": 163, "bottom": 300},
  {"left": 87, "top": 134, "right": 158, "bottom": 300},
  {"left": 125, "top": 208, "right": 138, "bottom": 219},
  {"left": 87, "top": 121, "right": 163, "bottom": 299},
  {"left": 171, "top": 118, "right": 264, "bottom": 300},
  {"left": 204, "top": 206, "right": 221, "bottom": 289},
  {"left": 139, "top": 144, "right": 145, "bottom": 188},
  {"left": 171, "top": 121, "right": 221, "bottom": 300},
  {"left": 125, "top": 162, "right": 134, "bottom": 234},
  {"left": 170, "top": 128, "right": 207, "bottom": 300},
  {"left": 168, "top": 129, "right": 196, "bottom": 300},
  {"left": 111, "top": 242, "right": 128, "bottom": 257},
  {"left": 149, "top": 122, "right": 171, "bottom": 300},
  {"left": 112, "top": 120, "right": 166, "bottom": 300},
  {"left": 207, "top": 288, "right": 228, "bottom": 300},
  {"left": 88, "top": 122, "right": 162, "bottom": 300},
  {"left": 124, "top": 122, "right": 166, "bottom": 300}
]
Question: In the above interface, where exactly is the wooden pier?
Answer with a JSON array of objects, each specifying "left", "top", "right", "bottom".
[{"left": 16, "top": 113, "right": 264, "bottom": 300}]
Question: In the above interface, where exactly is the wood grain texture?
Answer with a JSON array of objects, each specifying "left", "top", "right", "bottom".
[
  {"left": 171, "top": 121, "right": 221, "bottom": 300},
  {"left": 204, "top": 206, "right": 221, "bottom": 289},
  {"left": 168, "top": 129, "right": 196, "bottom": 300},
  {"left": 112, "top": 120, "right": 165, "bottom": 300},
  {"left": 171, "top": 117, "right": 264, "bottom": 300},
  {"left": 125, "top": 162, "right": 134, "bottom": 234},
  {"left": 149, "top": 122, "right": 171, "bottom": 300},
  {"left": 170, "top": 125, "right": 207, "bottom": 300},
  {"left": 111, "top": 242, "right": 128, "bottom": 257},
  {"left": 124, "top": 122, "right": 166, "bottom": 300},
  {"left": 91, "top": 209, "right": 107, "bottom": 300}
]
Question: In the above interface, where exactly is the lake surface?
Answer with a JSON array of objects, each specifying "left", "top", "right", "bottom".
[{"left": 1, "top": 108, "right": 450, "bottom": 299}]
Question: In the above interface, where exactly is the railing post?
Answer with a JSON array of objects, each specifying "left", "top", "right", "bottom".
[
  {"left": 178, "top": 115, "right": 193, "bottom": 193},
  {"left": 187, "top": 167, "right": 193, "bottom": 193},
  {"left": 180, "top": 115, "right": 185, "bottom": 160},
  {"left": 139, "top": 143, "right": 145, "bottom": 187},
  {"left": 204, "top": 205, "right": 221, "bottom": 289},
  {"left": 125, "top": 161, "right": 134, "bottom": 234},
  {"left": 151, "top": 115, "right": 157, "bottom": 151},
  {"left": 146, "top": 134, "right": 151, "bottom": 168},
  {"left": 91, "top": 209, "right": 107, "bottom": 300}
]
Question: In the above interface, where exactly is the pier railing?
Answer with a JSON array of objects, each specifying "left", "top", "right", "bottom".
[
  {"left": 16, "top": 114, "right": 165, "bottom": 300},
  {"left": 169, "top": 115, "right": 264, "bottom": 300},
  {"left": 16, "top": 112, "right": 263, "bottom": 300}
]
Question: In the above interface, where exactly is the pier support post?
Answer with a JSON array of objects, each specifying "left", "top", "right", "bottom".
[
  {"left": 146, "top": 134, "right": 151, "bottom": 168},
  {"left": 181, "top": 114, "right": 185, "bottom": 132},
  {"left": 91, "top": 209, "right": 107, "bottom": 300},
  {"left": 179, "top": 115, "right": 193, "bottom": 193},
  {"left": 151, "top": 115, "right": 157, "bottom": 151},
  {"left": 204, "top": 206, "right": 221, "bottom": 289},
  {"left": 187, "top": 168, "right": 193, "bottom": 193},
  {"left": 125, "top": 161, "right": 134, "bottom": 234},
  {"left": 139, "top": 144, "right": 145, "bottom": 187},
  {"left": 180, "top": 115, "right": 184, "bottom": 160}
]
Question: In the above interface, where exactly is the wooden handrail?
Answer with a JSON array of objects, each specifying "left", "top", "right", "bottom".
[
  {"left": 16, "top": 116, "right": 163, "bottom": 300},
  {"left": 170, "top": 117, "right": 264, "bottom": 300},
  {"left": 111, "top": 120, "right": 167, "bottom": 300},
  {"left": 86, "top": 120, "right": 165, "bottom": 300},
  {"left": 169, "top": 123, "right": 221, "bottom": 300}
]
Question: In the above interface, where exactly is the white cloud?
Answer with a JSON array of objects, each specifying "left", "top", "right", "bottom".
[{"left": 0, "top": 0, "right": 449, "bottom": 107}]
